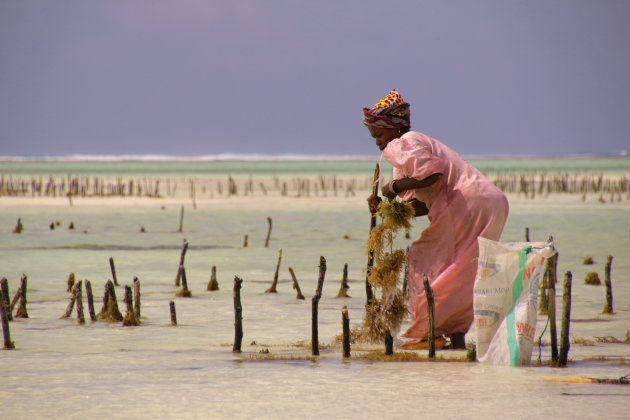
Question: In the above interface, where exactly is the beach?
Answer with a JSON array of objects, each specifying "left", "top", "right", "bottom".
[{"left": 1, "top": 161, "right": 629, "bottom": 419}]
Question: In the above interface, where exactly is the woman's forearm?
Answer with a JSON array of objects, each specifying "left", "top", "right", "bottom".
[{"left": 393, "top": 173, "right": 441, "bottom": 193}]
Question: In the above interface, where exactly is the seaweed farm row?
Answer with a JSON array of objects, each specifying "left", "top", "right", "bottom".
[{"left": 1, "top": 172, "right": 629, "bottom": 201}]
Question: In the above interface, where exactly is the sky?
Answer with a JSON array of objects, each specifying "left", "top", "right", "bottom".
[{"left": 1, "top": 0, "right": 629, "bottom": 158}]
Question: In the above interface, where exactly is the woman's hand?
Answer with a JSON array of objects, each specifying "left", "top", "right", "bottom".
[{"left": 366, "top": 194, "right": 382, "bottom": 214}]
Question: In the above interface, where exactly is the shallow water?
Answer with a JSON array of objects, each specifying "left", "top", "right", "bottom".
[{"left": 1, "top": 195, "right": 629, "bottom": 419}]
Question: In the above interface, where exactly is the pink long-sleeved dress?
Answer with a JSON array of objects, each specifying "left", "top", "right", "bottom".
[{"left": 383, "top": 131, "right": 509, "bottom": 341}]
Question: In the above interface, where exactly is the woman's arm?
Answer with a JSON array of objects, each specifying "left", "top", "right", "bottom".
[
  {"left": 408, "top": 199, "right": 429, "bottom": 217},
  {"left": 382, "top": 173, "right": 442, "bottom": 199}
]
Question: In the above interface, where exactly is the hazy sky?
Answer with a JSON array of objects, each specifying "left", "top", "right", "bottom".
[{"left": 1, "top": 0, "right": 629, "bottom": 158}]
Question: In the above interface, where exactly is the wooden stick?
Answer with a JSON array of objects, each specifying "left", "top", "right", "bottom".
[
  {"left": 109, "top": 257, "right": 119, "bottom": 286},
  {"left": 174, "top": 239, "right": 189, "bottom": 286},
  {"left": 133, "top": 277, "right": 141, "bottom": 318},
  {"left": 312, "top": 256, "right": 327, "bottom": 356},
  {"left": 169, "top": 301, "right": 177, "bottom": 326},
  {"left": 264, "top": 217, "right": 272, "bottom": 248},
  {"left": 207, "top": 266, "right": 219, "bottom": 291},
  {"left": 177, "top": 205, "right": 184, "bottom": 233},
  {"left": 342, "top": 307, "right": 351, "bottom": 358},
  {"left": 336, "top": 263, "right": 350, "bottom": 298},
  {"left": 233, "top": 276, "right": 243, "bottom": 353},
  {"left": 546, "top": 250, "right": 559, "bottom": 363},
  {"left": 61, "top": 282, "right": 79, "bottom": 318},
  {"left": 85, "top": 279, "right": 96, "bottom": 321},
  {"left": 0, "top": 286, "right": 14, "bottom": 349},
  {"left": 243, "top": 234, "right": 248, "bottom": 248},
  {"left": 525, "top": 227, "right": 530, "bottom": 242},
  {"left": 66, "top": 272, "right": 75, "bottom": 292},
  {"left": 122, "top": 285, "right": 140, "bottom": 326},
  {"left": 14, "top": 274, "right": 28, "bottom": 318},
  {"left": 287, "top": 267, "right": 305, "bottom": 300},
  {"left": 265, "top": 249, "right": 282, "bottom": 293},
  {"left": 75, "top": 280, "right": 85, "bottom": 324},
  {"left": 603, "top": 255, "right": 614, "bottom": 314},
  {"left": 423, "top": 273, "right": 436, "bottom": 358},
  {"left": 365, "top": 163, "right": 380, "bottom": 304},
  {"left": 558, "top": 271, "right": 572, "bottom": 367},
  {"left": 176, "top": 265, "right": 192, "bottom": 297},
  {"left": 402, "top": 247, "right": 409, "bottom": 297},
  {"left": 1, "top": 278, "right": 12, "bottom": 321},
  {"left": 384, "top": 331, "right": 394, "bottom": 356},
  {"left": 98, "top": 280, "right": 123, "bottom": 322}
]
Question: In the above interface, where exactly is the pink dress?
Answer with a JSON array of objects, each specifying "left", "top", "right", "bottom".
[{"left": 383, "top": 131, "right": 509, "bottom": 341}]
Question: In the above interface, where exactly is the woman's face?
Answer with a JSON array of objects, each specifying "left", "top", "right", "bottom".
[{"left": 368, "top": 125, "right": 400, "bottom": 151}]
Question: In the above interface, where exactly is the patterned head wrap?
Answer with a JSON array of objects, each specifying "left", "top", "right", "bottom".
[{"left": 362, "top": 90, "right": 410, "bottom": 129}]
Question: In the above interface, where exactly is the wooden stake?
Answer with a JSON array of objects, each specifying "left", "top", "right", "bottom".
[
  {"left": 177, "top": 205, "right": 184, "bottom": 233},
  {"left": 546, "top": 249, "right": 559, "bottom": 363},
  {"left": 287, "top": 267, "right": 305, "bottom": 300},
  {"left": 85, "top": 279, "right": 96, "bottom": 321},
  {"left": 75, "top": 280, "right": 85, "bottom": 324},
  {"left": 384, "top": 331, "right": 394, "bottom": 356},
  {"left": 169, "top": 301, "right": 177, "bottom": 326},
  {"left": 0, "top": 286, "right": 14, "bottom": 349},
  {"left": 243, "top": 234, "right": 248, "bottom": 248},
  {"left": 207, "top": 266, "right": 219, "bottom": 291},
  {"left": 264, "top": 217, "right": 272, "bottom": 248},
  {"left": 312, "top": 256, "right": 327, "bottom": 356},
  {"left": 265, "top": 249, "right": 282, "bottom": 293},
  {"left": 176, "top": 265, "right": 192, "bottom": 297},
  {"left": 66, "top": 272, "right": 75, "bottom": 292},
  {"left": 61, "top": 281, "right": 79, "bottom": 318},
  {"left": 558, "top": 271, "right": 572, "bottom": 367},
  {"left": 133, "top": 277, "right": 141, "bottom": 318},
  {"left": 342, "top": 307, "right": 351, "bottom": 358},
  {"left": 365, "top": 163, "right": 380, "bottom": 304},
  {"left": 402, "top": 247, "right": 409, "bottom": 297},
  {"left": 14, "top": 274, "right": 28, "bottom": 318},
  {"left": 525, "top": 227, "right": 530, "bottom": 242},
  {"left": 12, "top": 218, "right": 23, "bottom": 234},
  {"left": 603, "top": 255, "right": 614, "bottom": 314},
  {"left": 336, "top": 263, "right": 350, "bottom": 298},
  {"left": 233, "top": 276, "right": 243, "bottom": 353},
  {"left": 1, "top": 278, "right": 12, "bottom": 321},
  {"left": 98, "top": 280, "right": 123, "bottom": 322},
  {"left": 423, "top": 273, "right": 436, "bottom": 358},
  {"left": 109, "top": 257, "right": 119, "bottom": 286},
  {"left": 122, "top": 285, "right": 140, "bottom": 326},
  {"left": 174, "top": 239, "right": 189, "bottom": 286}
]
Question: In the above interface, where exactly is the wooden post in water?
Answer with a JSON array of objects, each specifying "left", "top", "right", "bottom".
[
  {"left": 243, "top": 234, "right": 248, "bottom": 248},
  {"left": 342, "top": 306, "right": 351, "bottom": 358},
  {"left": 312, "top": 256, "right": 327, "bottom": 356},
  {"left": 122, "top": 285, "right": 140, "bottom": 326},
  {"left": 336, "top": 263, "right": 350, "bottom": 298},
  {"left": 525, "top": 227, "right": 530, "bottom": 242},
  {"left": 264, "top": 217, "right": 272, "bottom": 248},
  {"left": 177, "top": 205, "right": 184, "bottom": 233},
  {"left": 14, "top": 274, "right": 28, "bottom": 318},
  {"left": 233, "top": 276, "right": 243, "bottom": 353},
  {"left": 174, "top": 239, "right": 189, "bottom": 286},
  {"left": 61, "top": 283, "right": 78, "bottom": 318},
  {"left": 265, "top": 249, "right": 282, "bottom": 293},
  {"left": 133, "top": 277, "right": 141, "bottom": 318},
  {"left": 109, "top": 257, "right": 119, "bottom": 286},
  {"left": 0, "top": 286, "right": 15, "bottom": 349},
  {"left": 66, "top": 272, "right": 75, "bottom": 292},
  {"left": 558, "top": 271, "right": 572, "bottom": 367},
  {"left": 176, "top": 265, "right": 192, "bottom": 297},
  {"left": 423, "top": 273, "right": 436, "bottom": 358},
  {"left": 207, "top": 266, "right": 219, "bottom": 291},
  {"left": 98, "top": 280, "right": 123, "bottom": 322},
  {"left": 603, "top": 255, "right": 614, "bottom": 314},
  {"left": 1, "top": 278, "right": 12, "bottom": 321},
  {"left": 169, "top": 301, "right": 177, "bottom": 326},
  {"left": 287, "top": 267, "right": 305, "bottom": 300},
  {"left": 384, "top": 331, "right": 394, "bottom": 356},
  {"left": 85, "top": 280, "right": 96, "bottom": 321},
  {"left": 75, "top": 280, "right": 85, "bottom": 324}
]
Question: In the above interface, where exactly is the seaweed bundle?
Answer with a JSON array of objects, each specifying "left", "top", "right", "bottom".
[{"left": 361, "top": 198, "right": 414, "bottom": 342}]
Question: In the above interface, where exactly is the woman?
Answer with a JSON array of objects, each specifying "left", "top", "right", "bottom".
[{"left": 364, "top": 90, "right": 509, "bottom": 349}]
